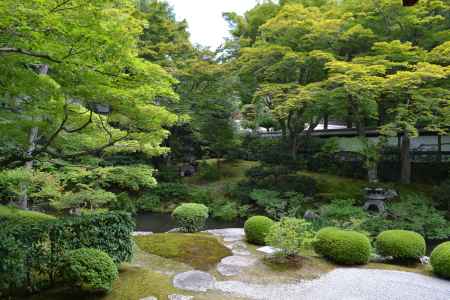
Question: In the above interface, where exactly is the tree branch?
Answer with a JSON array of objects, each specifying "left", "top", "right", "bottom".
[{"left": 0, "top": 47, "right": 62, "bottom": 63}]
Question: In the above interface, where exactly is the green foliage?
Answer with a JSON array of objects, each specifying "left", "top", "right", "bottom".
[
  {"left": 197, "top": 161, "right": 222, "bottom": 181},
  {"left": 249, "top": 189, "right": 306, "bottom": 219},
  {"left": 0, "top": 0, "right": 178, "bottom": 166},
  {"left": 430, "top": 242, "right": 450, "bottom": 279},
  {"left": 244, "top": 215, "right": 275, "bottom": 245},
  {"left": 0, "top": 168, "right": 62, "bottom": 207},
  {"left": 265, "top": 217, "right": 315, "bottom": 257},
  {"left": 432, "top": 180, "right": 450, "bottom": 213},
  {"left": 0, "top": 208, "right": 133, "bottom": 295},
  {"left": 136, "top": 193, "right": 161, "bottom": 212},
  {"left": 54, "top": 186, "right": 116, "bottom": 211},
  {"left": 209, "top": 201, "right": 239, "bottom": 221},
  {"left": 362, "top": 194, "right": 450, "bottom": 240},
  {"left": 172, "top": 203, "right": 209, "bottom": 233},
  {"left": 63, "top": 248, "right": 118, "bottom": 293},
  {"left": 152, "top": 183, "right": 191, "bottom": 203},
  {"left": 320, "top": 198, "right": 366, "bottom": 228},
  {"left": 93, "top": 165, "right": 156, "bottom": 192},
  {"left": 314, "top": 227, "right": 371, "bottom": 265},
  {"left": 375, "top": 230, "right": 426, "bottom": 261},
  {"left": 0, "top": 233, "right": 26, "bottom": 293}
]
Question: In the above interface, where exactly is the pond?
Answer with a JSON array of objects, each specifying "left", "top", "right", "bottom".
[{"left": 135, "top": 212, "right": 245, "bottom": 233}]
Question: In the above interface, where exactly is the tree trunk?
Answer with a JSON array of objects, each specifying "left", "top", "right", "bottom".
[
  {"left": 18, "top": 64, "right": 48, "bottom": 209},
  {"left": 400, "top": 131, "right": 411, "bottom": 184},
  {"left": 323, "top": 114, "right": 329, "bottom": 130}
]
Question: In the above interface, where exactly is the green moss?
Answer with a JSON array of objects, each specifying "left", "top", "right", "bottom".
[{"left": 134, "top": 233, "right": 231, "bottom": 270}]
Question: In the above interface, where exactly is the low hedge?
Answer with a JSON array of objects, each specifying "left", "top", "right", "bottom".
[
  {"left": 244, "top": 216, "right": 274, "bottom": 245},
  {"left": 63, "top": 248, "right": 118, "bottom": 293},
  {"left": 313, "top": 227, "right": 371, "bottom": 265},
  {"left": 0, "top": 209, "right": 134, "bottom": 296},
  {"left": 172, "top": 203, "right": 209, "bottom": 233},
  {"left": 430, "top": 242, "right": 450, "bottom": 279},
  {"left": 375, "top": 230, "right": 426, "bottom": 261}
]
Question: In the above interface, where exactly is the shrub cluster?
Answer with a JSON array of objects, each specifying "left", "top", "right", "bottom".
[
  {"left": 313, "top": 227, "right": 371, "bottom": 265},
  {"left": 430, "top": 241, "right": 450, "bottom": 279},
  {"left": 265, "top": 217, "right": 315, "bottom": 257},
  {"left": 172, "top": 203, "right": 209, "bottom": 232},
  {"left": 375, "top": 230, "right": 426, "bottom": 261},
  {"left": 0, "top": 208, "right": 134, "bottom": 296},
  {"left": 244, "top": 215, "right": 274, "bottom": 245},
  {"left": 63, "top": 248, "right": 118, "bottom": 293}
]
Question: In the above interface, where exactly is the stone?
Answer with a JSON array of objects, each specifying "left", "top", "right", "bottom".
[
  {"left": 140, "top": 297, "right": 157, "bottom": 300},
  {"left": 303, "top": 210, "right": 319, "bottom": 221},
  {"left": 173, "top": 271, "right": 215, "bottom": 292},
  {"left": 132, "top": 231, "right": 153, "bottom": 236},
  {"left": 363, "top": 199, "right": 386, "bottom": 213},
  {"left": 217, "top": 255, "right": 257, "bottom": 276},
  {"left": 226, "top": 241, "right": 251, "bottom": 256},
  {"left": 204, "top": 228, "right": 245, "bottom": 241},
  {"left": 256, "top": 246, "right": 281, "bottom": 255},
  {"left": 168, "top": 294, "right": 194, "bottom": 300},
  {"left": 420, "top": 256, "right": 430, "bottom": 265}
]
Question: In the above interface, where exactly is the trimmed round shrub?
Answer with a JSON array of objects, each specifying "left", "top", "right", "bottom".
[
  {"left": 172, "top": 203, "right": 209, "bottom": 233},
  {"left": 375, "top": 230, "right": 426, "bottom": 261},
  {"left": 430, "top": 241, "right": 450, "bottom": 279},
  {"left": 313, "top": 227, "right": 371, "bottom": 265},
  {"left": 63, "top": 248, "right": 118, "bottom": 293},
  {"left": 244, "top": 216, "right": 274, "bottom": 245}
]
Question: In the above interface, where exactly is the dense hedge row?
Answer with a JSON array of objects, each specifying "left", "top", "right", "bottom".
[{"left": 0, "top": 208, "right": 134, "bottom": 296}]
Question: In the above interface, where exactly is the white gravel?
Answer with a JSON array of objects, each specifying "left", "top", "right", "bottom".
[{"left": 214, "top": 268, "right": 450, "bottom": 300}]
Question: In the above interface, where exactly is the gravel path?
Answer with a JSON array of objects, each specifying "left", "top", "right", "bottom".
[{"left": 215, "top": 268, "right": 450, "bottom": 300}]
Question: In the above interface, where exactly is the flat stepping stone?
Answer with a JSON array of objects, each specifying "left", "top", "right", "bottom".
[
  {"left": 217, "top": 255, "right": 257, "bottom": 276},
  {"left": 140, "top": 297, "right": 157, "bottom": 300},
  {"left": 132, "top": 231, "right": 153, "bottom": 236},
  {"left": 256, "top": 246, "right": 281, "bottom": 255},
  {"left": 168, "top": 294, "right": 193, "bottom": 300},
  {"left": 205, "top": 228, "right": 245, "bottom": 242},
  {"left": 226, "top": 241, "right": 251, "bottom": 256},
  {"left": 173, "top": 270, "right": 215, "bottom": 292}
]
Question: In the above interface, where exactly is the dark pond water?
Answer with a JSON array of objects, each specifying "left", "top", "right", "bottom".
[{"left": 134, "top": 212, "right": 245, "bottom": 233}]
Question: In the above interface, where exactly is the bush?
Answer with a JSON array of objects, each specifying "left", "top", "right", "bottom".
[
  {"left": 313, "top": 227, "right": 371, "bottom": 265},
  {"left": 432, "top": 180, "right": 450, "bottom": 213},
  {"left": 0, "top": 233, "right": 26, "bottom": 293},
  {"left": 361, "top": 194, "right": 450, "bottom": 240},
  {"left": 153, "top": 183, "right": 191, "bottom": 203},
  {"left": 63, "top": 248, "right": 118, "bottom": 293},
  {"left": 172, "top": 203, "right": 209, "bottom": 232},
  {"left": 265, "top": 218, "right": 315, "bottom": 257},
  {"left": 0, "top": 209, "right": 134, "bottom": 296},
  {"left": 136, "top": 193, "right": 161, "bottom": 212},
  {"left": 375, "top": 230, "right": 426, "bottom": 261},
  {"left": 430, "top": 241, "right": 450, "bottom": 279},
  {"left": 198, "top": 161, "right": 221, "bottom": 181},
  {"left": 244, "top": 216, "right": 274, "bottom": 245},
  {"left": 210, "top": 201, "right": 239, "bottom": 221}
]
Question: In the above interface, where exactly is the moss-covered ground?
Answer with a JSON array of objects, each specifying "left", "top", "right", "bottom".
[{"left": 134, "top": 233, "right": 232, "bottom": 270}]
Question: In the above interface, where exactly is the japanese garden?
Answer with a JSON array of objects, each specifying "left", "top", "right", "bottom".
[{"left": 1, "top": 0, "right": 450, "bottom": 299}]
